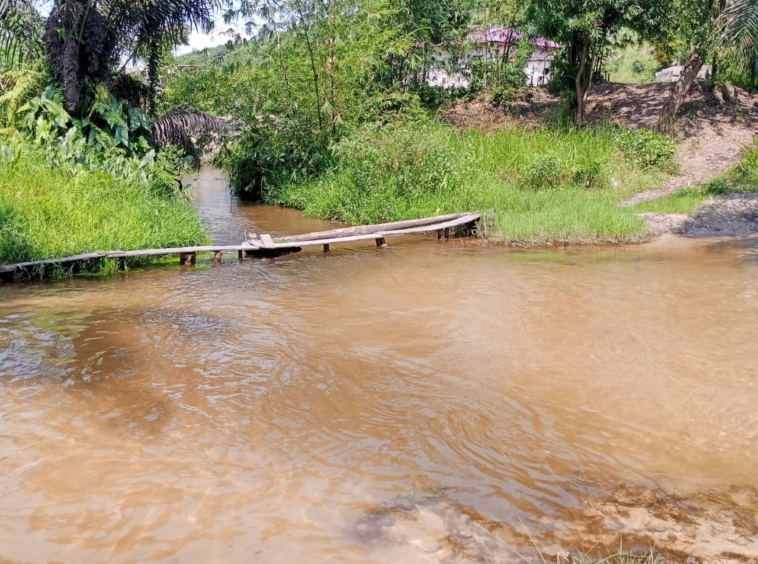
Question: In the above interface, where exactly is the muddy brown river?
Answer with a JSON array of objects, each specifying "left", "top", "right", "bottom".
[{"left": 1, "top": 170, "right": 757, "bottom": 563}]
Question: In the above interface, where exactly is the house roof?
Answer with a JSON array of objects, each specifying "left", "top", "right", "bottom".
[{"left": 471, "top": 27, "right": 561, "bottom": 50}]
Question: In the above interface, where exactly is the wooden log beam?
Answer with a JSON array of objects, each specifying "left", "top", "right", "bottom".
[
  {"left": 279, "top": 214, "right": 465, "bottom": 243},
  {"left": 269, "top": 215, "right": 481, "bottom": 250},
  {"left": 259, "top": 234, "right": 276, "bottom": 249}
]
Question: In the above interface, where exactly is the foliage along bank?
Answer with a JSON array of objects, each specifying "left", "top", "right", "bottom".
[
  {"left": 0, "top": 0, "right": 236, "bottom": 268},
  {"left": 161, "top": 0, "right": 681, "bottom": 245}
]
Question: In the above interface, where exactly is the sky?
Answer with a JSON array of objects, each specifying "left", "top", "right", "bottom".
[{"left": 174, "top": 13, "right": 248, "bottom": 56}]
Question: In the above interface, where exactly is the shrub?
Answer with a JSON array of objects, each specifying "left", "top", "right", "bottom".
[
  {"left": 524, "top": 153, "right": 563, "bottom": 189},
  {"left": 571, "top": 156, "right": 607, "bottom": 188},
  {"left": 631, "top": 60, "right": 647, "bottom": 74},
  {"left": 735, "top": 143, "right": 758, "bottom": 184},
  {"left": 701, "top": 177, "right": 730, "bottom": 195},
  {"left": 617, "top": 128, "right": 676, "bottom": 170}
]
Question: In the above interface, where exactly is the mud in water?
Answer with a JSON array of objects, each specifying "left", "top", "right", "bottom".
[{"left": 1, "top": 169, "right": 758, "bottom": 563}]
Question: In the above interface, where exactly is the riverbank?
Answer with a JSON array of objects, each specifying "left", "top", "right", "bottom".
[
  {"left": 0, "top": 144, "right": 207, "bottom": 269},
  {"left": 440, "top": 83, "right": 758, "bottom": 242},
  {"left": 263, "top": 121, "right": 673, "bottom": 245}
]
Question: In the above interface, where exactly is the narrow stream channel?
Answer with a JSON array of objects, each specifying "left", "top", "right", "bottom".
[{"left": 1, "top": 169, "right": 757, "bottom": 563}]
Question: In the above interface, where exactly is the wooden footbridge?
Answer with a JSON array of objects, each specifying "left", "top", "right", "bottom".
[{"left": 0, "top": 213, "right": 480, "bottom": 282}]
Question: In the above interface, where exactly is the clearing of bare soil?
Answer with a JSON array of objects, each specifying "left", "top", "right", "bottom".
[{"left": 641, "top": 192, "right": 758, "bottom": 238}]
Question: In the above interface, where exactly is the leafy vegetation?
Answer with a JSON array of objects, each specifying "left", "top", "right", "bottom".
[
  {"left": 617, "top": 128, "right": 677, "bottom": 170},
  {"left": 605, "top": 44, "right": 659, "bottom": 83},
  {"left": 264, "top": 121, "right": 668, "bottom": 243},
  {"left": 0, "top": 142, "right": 206, "bottom": 264},
  {"left": 0, "top": 0, "right": 241, "bottom": 267}
]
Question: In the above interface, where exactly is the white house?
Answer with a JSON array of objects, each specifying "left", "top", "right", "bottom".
[
  {"left": 426, "top": 27, "right": 561, "bottom": 89},
  {"left": 469, "top": 27, "right": 562, "bottom": 86}
]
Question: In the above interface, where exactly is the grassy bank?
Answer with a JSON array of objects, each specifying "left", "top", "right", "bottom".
[
  {"left": 0, "top": 148, "right": 207, "bottom": 266},
  {"left": 262, "top": 122, "right": 672, "bottom": 244}
]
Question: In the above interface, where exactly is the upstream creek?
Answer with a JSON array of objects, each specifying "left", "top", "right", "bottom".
[{"left": 1, "top": 169, "right": 758, "bottom": 563}]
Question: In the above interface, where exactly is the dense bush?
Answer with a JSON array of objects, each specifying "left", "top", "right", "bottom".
[
  {"left": 617, "top": 127, "right": 677, "bottom": 170},
  {"left": 524, "top": 153, "right": 562, "bottom": 188},
  {"left": 266, "top": 120, "right": 667, "bottom": 242}
]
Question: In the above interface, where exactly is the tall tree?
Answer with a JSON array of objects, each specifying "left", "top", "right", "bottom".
[
  {"left": 527, "top": 0, "right": 671, "bottom": 125},
  {"left": 655, "top": 0, "right": 723, "bottom": 130},
  {"left": 42, "top": 0, "right": 216, "bottom": 115}
]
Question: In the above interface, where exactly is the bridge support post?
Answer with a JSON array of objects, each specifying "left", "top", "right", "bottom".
[
  {"left": 323, "top": 244, "right": 330, "bottom": 252},
  {"left": 179, "top": 252, "right": 196, "bottom": 266},
  {"left": 375, "top": 237, "right": 386, "bottom": 247}
]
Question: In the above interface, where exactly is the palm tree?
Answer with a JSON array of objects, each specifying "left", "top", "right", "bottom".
[
  {"left": 657, "top": 0, "right": 757, "bottom": 129},
  {"left": 42, "top": 0, "right": 217, "bottom": 115},
  {"left": 0, "top": 0, "right": 44, "bottom": 70},
  {"left": 717, "top": 0, "right": 758, "bottom": 84}
]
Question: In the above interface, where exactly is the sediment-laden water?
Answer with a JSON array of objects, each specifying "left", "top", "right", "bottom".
[{"left": 1, "top": 169, "right": 757, "bottom": 563}]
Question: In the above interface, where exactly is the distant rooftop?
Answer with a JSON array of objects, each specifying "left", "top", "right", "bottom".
[{"left": 471, "top": 27, "right": 562, "bottom": 50}]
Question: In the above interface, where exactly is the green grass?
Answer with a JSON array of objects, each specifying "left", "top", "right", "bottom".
[
  {"left": 632, "top": 187, "right": 714, "bottom": 214},
  {"left": 605, "top": 43, "right": 659, "bottom": 84},
  {"left": 0, "top": 150, "right": 208, "bottom": 266},
  {"left": 263, "top": 121, "right": 671, "bottom": 244}
]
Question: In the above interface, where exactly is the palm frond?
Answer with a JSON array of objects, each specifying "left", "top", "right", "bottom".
[
  {"left": 717, "top": 0, "right": 758, "bottom": 69},
  {"left": 152, "top": 106, "right": 234, "bottom": 147},
  {"left": 0, "top": 0, "right": 44, "bottom": 69}
]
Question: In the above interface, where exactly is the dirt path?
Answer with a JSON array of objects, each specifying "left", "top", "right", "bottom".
[
  {"left": 619, "top": 127, "right": 757, "bottom": 206},
  {"left": 641, "top": 192, "right": 758, "bottom": 237},
  {"left": 585, "top": 82, "right": 758, "bottom": 206}
]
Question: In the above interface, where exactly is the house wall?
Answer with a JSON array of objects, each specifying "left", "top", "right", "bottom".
[{"left": 427, "top": 45, "right": 556, "bottom": 89}]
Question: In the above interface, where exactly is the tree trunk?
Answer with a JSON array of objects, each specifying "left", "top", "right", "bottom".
[
  {"left": 574, "top": 33, "right": 590, "bottom": 126},
  {"left": 657, "top": 50, "right": 703, "bottom": 131}
]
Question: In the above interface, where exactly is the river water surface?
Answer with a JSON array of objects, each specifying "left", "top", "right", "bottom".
[{"left": 1, "top": 170, "right": 757, "bottom": 563}]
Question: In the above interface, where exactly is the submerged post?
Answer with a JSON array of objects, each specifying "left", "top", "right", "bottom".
[
  {"left": 179, "top": 252, "right": 196, "bottom": 266},
  {"left": 375, "top": 237, "right": 386, "bottom": 247},
  {"left": 0, "top": 269, "right": 15, "bottom": 284},
  {"left": 323, "top": 244, "right": 330, "bottom": 252}
]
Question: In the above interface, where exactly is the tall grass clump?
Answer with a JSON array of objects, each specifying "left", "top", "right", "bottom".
[
  {"left": 0, "top": 145, "right": 206, "bottom": 264},
  {"left": 266, "top": 121, "right": 669, "bottom": 244}
]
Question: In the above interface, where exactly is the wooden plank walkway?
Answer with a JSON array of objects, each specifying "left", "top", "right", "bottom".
[{"left": 0, "top": 213, "right": 480, "bottom": 282}]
